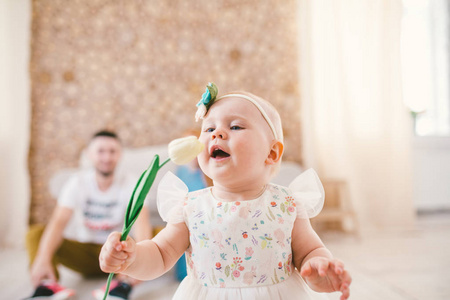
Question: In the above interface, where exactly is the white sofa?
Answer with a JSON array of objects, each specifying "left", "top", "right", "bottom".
[{"left": 49, "top": 144, "right": 304, "bottom": 227}]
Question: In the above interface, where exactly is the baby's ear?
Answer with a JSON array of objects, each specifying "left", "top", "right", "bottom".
[{"left": 266, "top": 141, "right": 284, "bottom": 165}]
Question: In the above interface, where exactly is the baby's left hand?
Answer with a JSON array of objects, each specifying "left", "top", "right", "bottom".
[{"left": 300, "top": 257, "right": 351, "bottom": 300}]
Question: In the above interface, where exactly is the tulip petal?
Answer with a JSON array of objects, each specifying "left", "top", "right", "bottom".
[{"left": 168, "top": 136, "right": 204, "bottom": 165}]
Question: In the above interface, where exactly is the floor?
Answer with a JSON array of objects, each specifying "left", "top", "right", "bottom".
[{"left": 1, "top": 212, "right": 449, "bottom": 300}]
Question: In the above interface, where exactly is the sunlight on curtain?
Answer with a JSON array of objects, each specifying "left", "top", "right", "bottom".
[
  {"left": 402, "top": 0, "right": 450, "bottom": 136},
  {"left": 298, "top": 0, "right": 415, "bottom": 230},
  {"left": 0, "top": 0, "right": 31, "bottom": 247}
]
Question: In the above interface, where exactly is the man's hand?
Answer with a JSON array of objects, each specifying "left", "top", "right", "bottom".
[
  {"left": 30, "top": 257, "right": 56, "bottom": 287},
  {"left": 99, "top": 232, "right": 137, "bottom": 274},
  {"left": 300, "top": 257, "right": 351, "bottom": 300}
]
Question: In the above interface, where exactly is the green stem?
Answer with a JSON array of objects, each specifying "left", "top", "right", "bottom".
[
  {"left": 103, "top": 273, "right": 115, "bottom": 300},
  {"left": 159, "top": 158, "right": 171, "bottom": 169}
]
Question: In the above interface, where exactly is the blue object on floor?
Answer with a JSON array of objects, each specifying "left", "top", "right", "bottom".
[
  {"left": 174, "top": 253, "right": 187, "bottom": 281},
  {"left": 174, "top": 164, "right": 207, "bottom": 282}
]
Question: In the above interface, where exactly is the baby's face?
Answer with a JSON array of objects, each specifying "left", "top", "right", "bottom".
[{"left": 198, "top": 97, "right": 274, "bottom": 187}]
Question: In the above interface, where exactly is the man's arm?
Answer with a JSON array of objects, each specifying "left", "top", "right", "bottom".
[{"left": 30, "top": 206, "right": 73, "bottom": 286}]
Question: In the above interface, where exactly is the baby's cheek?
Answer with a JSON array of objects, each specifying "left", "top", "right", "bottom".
[{"left": 197, "top": 152, "right": 209, "bottom": 171}]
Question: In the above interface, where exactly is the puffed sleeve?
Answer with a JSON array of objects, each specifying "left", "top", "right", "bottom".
[
  {"left": 157, "top": 171, "right": 189, "bottom": 224},
  {"left": 289, "top": 168, "right": 325, "bottom": 219}
]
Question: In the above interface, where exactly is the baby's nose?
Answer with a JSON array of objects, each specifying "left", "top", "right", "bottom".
[
  {"left": 212, "top": 129, "right": 226, "bottom": 140},
  {"left": 212, "top": 133, "right": 222, "bottom": 140}
]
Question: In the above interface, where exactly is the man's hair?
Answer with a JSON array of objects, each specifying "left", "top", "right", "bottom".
[{"left": 92, "top": 130, "right": 120, "bottom": 141}]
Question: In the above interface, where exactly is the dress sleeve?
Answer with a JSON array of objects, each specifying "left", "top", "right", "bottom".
[
  {"left": 289, "top": 168, "right": 325, "bottom": 219},
  {"left": 157, "top": 171, "right": 189, "bottom": 224}
]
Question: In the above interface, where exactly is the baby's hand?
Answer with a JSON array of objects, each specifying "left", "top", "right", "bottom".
[
  {"left": 300, "top": 257, "right": 351, "bottom": 300},
  {"left": 99, "top": 232, "right": 136, "bottom": 274}
]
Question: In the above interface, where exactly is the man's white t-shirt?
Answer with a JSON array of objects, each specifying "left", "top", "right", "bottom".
[{"left": 58, "top": 169, "right": 139, "bottom": 244}]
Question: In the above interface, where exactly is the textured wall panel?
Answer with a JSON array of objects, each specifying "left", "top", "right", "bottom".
[{"left": 29, "top": 0, "right": 302, "bottom": 224}]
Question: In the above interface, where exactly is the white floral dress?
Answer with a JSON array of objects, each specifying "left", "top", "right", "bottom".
[{"left": 157, "top": 169, "right": 328, "bottom": 300}]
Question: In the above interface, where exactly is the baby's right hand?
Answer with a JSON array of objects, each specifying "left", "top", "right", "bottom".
[{"left": 99, "top": 232, "right": 136, "bottom": 274}]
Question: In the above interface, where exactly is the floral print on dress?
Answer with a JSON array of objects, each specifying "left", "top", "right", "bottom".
[{"left": 183, "top": 184, "right": 298, "bottom": 288}]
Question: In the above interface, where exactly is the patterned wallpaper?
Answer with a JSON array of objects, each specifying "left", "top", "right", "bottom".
[{"left": 29, "top": 0, "right": 302, "bottom": 224}]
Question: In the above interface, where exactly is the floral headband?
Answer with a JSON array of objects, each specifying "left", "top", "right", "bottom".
[{"left": 195, "top": 83, "right": 279, "bottom": 140}]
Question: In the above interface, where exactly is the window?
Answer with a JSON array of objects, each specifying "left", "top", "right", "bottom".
[{"left": 401, "top": 0, "right": 450, "bottom": 136}]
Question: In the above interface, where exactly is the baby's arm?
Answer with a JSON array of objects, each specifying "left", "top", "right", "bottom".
[
  {"left": 291, "top": 218, "right": 351, "bottom": 300},
  {"left": 100, "top": 222, "right": 189, "bottom": 281}
]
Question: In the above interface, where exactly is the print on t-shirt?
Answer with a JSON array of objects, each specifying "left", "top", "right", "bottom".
[{"left": 83, "top": 198, "right": 122, "bottom": 231}]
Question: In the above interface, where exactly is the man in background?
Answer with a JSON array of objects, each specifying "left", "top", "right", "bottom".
[{"left": 26, "top": 130, "right": 152, "bottom": 300}]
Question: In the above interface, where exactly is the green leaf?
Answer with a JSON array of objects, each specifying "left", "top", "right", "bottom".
[
  {"left": 225, "top": 265, "right": 230, "bottom": 277},
  {"left": 211, "top": 269, "right": 217, "bottom": 284},
  {"left": 121, "top": 155, "right": 162, "bottom": 240},
  {"left": 268, "top": 208, "right": 275, "bottom": 220},
  {"left": 102, "top": 155, "right": 170, "bottom": 300},
  {"left": 207, "top": 82, "right": 218, "bottom": 100},
  {"left": 274, "top": 269, "right": 279, "bottom": 283}
]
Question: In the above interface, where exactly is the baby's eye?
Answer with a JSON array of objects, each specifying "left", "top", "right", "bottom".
[
  {"left": 230, "top": 125, "right": 243, "bottom": 130},
  {"left": 205, "top": 127, "right": 215, "bottom": 133}
]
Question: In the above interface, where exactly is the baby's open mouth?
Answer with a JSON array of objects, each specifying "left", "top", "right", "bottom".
[{"left": 211, "top": 147, "right": 230, "bottom": 158}]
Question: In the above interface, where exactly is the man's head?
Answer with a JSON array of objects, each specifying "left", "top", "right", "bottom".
[{"left": 88, "top": 130, "right": 122, "bottom": 177}]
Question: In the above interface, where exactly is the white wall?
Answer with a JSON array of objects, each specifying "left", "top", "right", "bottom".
[
  {"left": 413, "top": 137, "right": 450, "bottom": 211},
  {"left": 0, "top": 0, "right": 31, "bottom": 247}
]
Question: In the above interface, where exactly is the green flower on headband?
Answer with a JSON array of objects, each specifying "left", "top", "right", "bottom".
[{"left": 195, "top": 82, "right": 218, "bottom": 121}]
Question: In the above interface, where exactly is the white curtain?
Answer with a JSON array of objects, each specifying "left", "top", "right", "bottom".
[
  {"left": 0, "top": 0, "right": 31, "bottom": 247},
  {"left": 298, "top": 0, "right": 415, "bottom": 230}
]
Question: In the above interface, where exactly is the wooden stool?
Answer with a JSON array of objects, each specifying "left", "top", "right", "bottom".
[{"left": 311, "top": 179, "right": 359, "bottom": 235}]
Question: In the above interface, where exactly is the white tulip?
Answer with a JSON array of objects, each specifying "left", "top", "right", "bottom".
[{"left": 168, "top": 136, "right": 204, "bottom": 165}]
